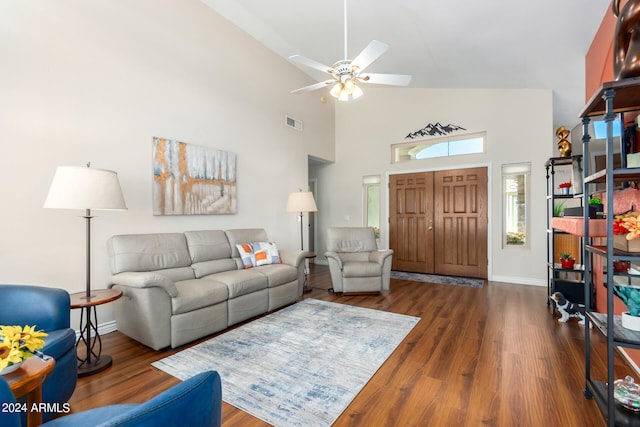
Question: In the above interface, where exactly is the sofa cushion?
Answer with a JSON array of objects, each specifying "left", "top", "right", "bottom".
[
  {"left": 204, "top": 269, "right": 267, "bottom": 298},
  {"left": 108, "top": 233, "right": 192, "bottom": 274},
  {"left": 152, "top": 267, "right": 195, "bottom": 283},
  {"left": 42, "top": 328, "right": 76, "bottom": 361},
  {"left": 254, "top": 264, "right": 297, "bottom": 287},
  {"left": 326, "top": 227, "right": 378, "bottom": 253},
  {"left": 184, "top": 230, "right": 232, "bottom": 263},
  {"left": 191, "top": 259, "right": 238, "bottom": 278},
  {"left": 336, "top": 252, "right": 370, "bottom": 263},
  {"left": 342, "top": 261, "right": 382, "bottom": 278},
  {"left": 226, "top": 229, "right": 269, "bottom": 257},
  {"left": 171, "top": 279, "right": 229, "bottom": 315}
]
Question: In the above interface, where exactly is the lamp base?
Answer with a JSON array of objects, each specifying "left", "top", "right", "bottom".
[{"left": 77, "top": 356, "right": 112, "bottom": 377}]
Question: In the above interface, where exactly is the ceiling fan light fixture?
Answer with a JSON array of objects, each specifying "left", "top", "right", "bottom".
[
  {"left": 330, "top": 82, "right": 344, "bottom": 98},
  {"left": 336, "top": 82, "right": 362, "bottom": 101},
  {"left": 343, "top": 78, "right": 356, "bottom": 94},
  {"left": 352, "top": 84, "right": 363, "bottom": 99}
]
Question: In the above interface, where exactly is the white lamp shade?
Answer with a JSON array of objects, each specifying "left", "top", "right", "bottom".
[
  {"left": 286, "top": 191, "right": 317, "bottom": 213},
  {"left": 43, "top": 166, "right": 127, "bottom": 210}
]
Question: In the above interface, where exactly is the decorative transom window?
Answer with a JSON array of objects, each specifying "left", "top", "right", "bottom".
[{"left": 392, "top": 132, "right": 486, "bottom": 163}]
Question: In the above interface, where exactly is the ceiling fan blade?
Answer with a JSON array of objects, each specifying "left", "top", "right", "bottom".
[
  {"left": 288, "top": 55, "right": 334, "bottom": 75},
  {"left": 350, "top": 40, "right": 389, "bottom": 72},
  {"left": 291, "top": 80, "right": 335, "bottom": 94},
  {"left": 359, "top": 73, "right": 412, "bottom": 86}
]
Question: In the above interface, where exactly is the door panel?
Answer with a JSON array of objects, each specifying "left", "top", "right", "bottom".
[
  {"left": 389, "top": 173, "right": 434, "bottom": 272},
  {"left": 434, "top": 168, "right": 488, "bottom": 278}
]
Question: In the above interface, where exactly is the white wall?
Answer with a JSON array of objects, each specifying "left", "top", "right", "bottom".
[
  {"left": 312, "top": 87, "right": 553, "bottom": 285},
  {"left": 0, "top": 0, "right": 557, "bottom": 339},
  {"left": 0, "top": 0, "right": 334, "bottom": 326}
]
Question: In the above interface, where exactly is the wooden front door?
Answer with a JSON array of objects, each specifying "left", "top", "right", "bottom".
[
  {"left": 389, "top": 167, "right": 488, "bottom": 279},
  {"left": 434, "top": 167, "right": 488, "bottom": 279},
  {"left": 389, "top": 172, "right": 434, "bottom": 272}
]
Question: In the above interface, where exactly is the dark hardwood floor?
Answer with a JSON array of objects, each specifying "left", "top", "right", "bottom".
[{"left": 67, "top": 265, "right": 634, "bottom": 426}]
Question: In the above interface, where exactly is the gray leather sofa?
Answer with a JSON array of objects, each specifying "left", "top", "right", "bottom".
[{"left": 107, "top": 228, "right": 306, "bottom": 350}]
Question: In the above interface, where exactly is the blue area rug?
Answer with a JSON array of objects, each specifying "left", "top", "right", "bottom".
[
  {"left": 152, "top": 299, "right": 420, "bottom": 427},
  {"left": 391, "top": 270, "right": 485, "bottom": 288}
]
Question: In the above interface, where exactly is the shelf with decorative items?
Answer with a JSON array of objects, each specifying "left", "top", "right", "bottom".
[
  {"left": 580, "top": 77, "right": 640, "bottom": 427},
  {"left": 546, "top": 155, "right": 586, "bottom": 307}
]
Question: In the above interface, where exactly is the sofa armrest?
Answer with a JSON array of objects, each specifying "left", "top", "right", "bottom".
[
  {"left": 324, "top": 251, "right": 343, "bottom": 269},
  {"left": 108, "top": 274, "right": 174, "bottom": 350},
  {"left": 369, "top": 249, "right": 393, "bottom": 265},
  {"left": 278, "top": 249, "right": 307, "bottom": 268},
  {"left": 109, "top": 272, "right": 178, "bottom": 297}
]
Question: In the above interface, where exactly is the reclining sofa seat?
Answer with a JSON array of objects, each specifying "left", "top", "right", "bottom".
[{"left": 107, "top": 229, "right": 305, "bottom": 350}]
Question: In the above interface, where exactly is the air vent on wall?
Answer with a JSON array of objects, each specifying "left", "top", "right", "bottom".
[{"left": 285, "top": 115, "right": 303, "bottom": 131}]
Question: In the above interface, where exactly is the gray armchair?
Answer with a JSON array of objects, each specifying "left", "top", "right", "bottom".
[{"left": 325, "top": 227, "right": 393, "bottom": 294}]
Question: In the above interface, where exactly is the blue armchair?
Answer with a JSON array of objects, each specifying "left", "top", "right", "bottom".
[
  {"left": 0, "top": 371, "right": 222, "bottom": 427},
  {"left": 0, "top": 284, "right": 77, "bottom": 423}
]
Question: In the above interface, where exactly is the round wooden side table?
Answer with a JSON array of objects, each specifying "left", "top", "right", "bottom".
[
  {"left": 4, "top": 356, "right": 55, "bottom": 427},
  {"left": 70, "top": 288, "right": 122, "bottom": 376}
]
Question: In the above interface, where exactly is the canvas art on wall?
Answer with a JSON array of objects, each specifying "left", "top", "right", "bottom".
[{"left": 152, "top": 137, "right": 237, "bottom": 215}]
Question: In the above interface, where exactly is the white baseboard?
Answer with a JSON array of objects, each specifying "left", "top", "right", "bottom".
[
  {"left": 74, "top": 320, "right": 118, "bottom": 340},
  {"left": 489, "top": 275, "right": 547, "bottom": 287}
]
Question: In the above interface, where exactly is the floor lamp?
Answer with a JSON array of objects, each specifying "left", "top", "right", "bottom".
[
  {"left": 286, "top": 190, "right": 317, "bottom": 292},
  {"left": 44, "top": 164, "right": 127, "bottom": 375},
  {"left": 286, "top": 190, "right": 317, "bottom": 250}
]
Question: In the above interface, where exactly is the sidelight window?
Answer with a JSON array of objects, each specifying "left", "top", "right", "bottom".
[
  {"left": 363, "top": 175, "right": 381, "bottom": 239},
  {"left": 502, "top": 162, "right": 530, "bottom": 248}
]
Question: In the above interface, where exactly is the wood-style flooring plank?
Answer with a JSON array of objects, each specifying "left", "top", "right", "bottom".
[{"left": 64, "top": 265, "right": 634, "bottom": 427}]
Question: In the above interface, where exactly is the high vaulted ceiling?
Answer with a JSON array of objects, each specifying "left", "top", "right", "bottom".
[{"left": 202, "top": 0, "right": 612, "bottom": 128}]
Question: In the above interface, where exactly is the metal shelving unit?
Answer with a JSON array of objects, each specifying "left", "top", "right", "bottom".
[
  {"left": 581, "top": 77, "right": 640, "bottom": 427},
  {"left": 546, "top": 156, "right": 585, "bottom": 305}
]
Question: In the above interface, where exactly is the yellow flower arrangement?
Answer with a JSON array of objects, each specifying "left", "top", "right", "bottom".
[{"left": 0, "top": 325, "right": 48, "bottom": 371}]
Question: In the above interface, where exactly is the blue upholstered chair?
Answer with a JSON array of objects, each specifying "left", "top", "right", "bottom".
[
  {"left": 0, "top": 284, "right": 77, "bottom": 424},
  {"left": 0, "top": 374, "right": 21, "bottom": 427},
  {"left": 0, "top": 370, "right": 222, "bottom": 427}
]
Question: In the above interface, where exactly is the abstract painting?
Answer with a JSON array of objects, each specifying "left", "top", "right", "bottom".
[{"left": 152, "top": 137, "right": 237, "bottom": 215}]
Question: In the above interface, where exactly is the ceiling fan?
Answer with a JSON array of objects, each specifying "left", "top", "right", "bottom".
[{"left": 288, "top": 0, "right": 412, "bottom": 101}]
